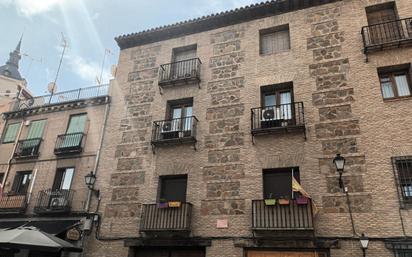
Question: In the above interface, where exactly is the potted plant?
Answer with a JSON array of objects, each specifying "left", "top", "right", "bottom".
[
  {"left": 158, "top": 198, "right": 169, "bottom": 208},
  {"left": 296, "top": 196, "right": 309, "bottom": 205},
  {"left": 264, "top": 193, "right": 276, "bottom": 206},
  {"left": 168, "top": 201, "right": 181, "bottom": 208},
  {"left": 278, "top": 196, "right": 290, "bottom": 205}
]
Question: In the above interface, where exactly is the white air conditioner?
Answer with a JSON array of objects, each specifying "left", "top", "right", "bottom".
[
  {"left": 24, "top": 120, "right": 31, "bottom": 126},
  {"left": 50, "top": 196, "right": 66, "bottom": 209}
]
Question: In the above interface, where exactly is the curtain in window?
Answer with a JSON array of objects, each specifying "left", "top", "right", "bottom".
[
  {"left": 395, "top": 75, "right": 411, "bottom": 96},
  {"left": 280, "top": 92, "right": 292, "bottom": 120},
  {"left": 260, "top": 29, "right": 290, "bottom": 54},
  {"left": 3, "top": 123, "right": 20, "bottom": 143},
  {"left": 381, "top": 77, "right": 395, "bottom": 98}
]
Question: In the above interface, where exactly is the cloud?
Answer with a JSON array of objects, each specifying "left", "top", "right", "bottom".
[
  {"left": 0, "top": 0, "right": 66, "bottom": 16},
  {"left": 65, "top": 54, "right": 111, "bottom": 85}
]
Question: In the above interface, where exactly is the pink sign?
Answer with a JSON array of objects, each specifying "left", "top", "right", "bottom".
[{"left": 216, "top": 219, "right": 228, "bottom": 228}]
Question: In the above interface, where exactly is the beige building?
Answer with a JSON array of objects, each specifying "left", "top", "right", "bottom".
[
  {"left": 81, "top": 0, "right": 412, "bottom": 256},
  {"left": 0, "top": 84, "right": 109, "bottom": 256}
]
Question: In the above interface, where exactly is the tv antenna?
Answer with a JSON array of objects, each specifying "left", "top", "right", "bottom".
[
  {"left": 49, "top": 32, "right": 68, "bottom": 103},
  {"left": 22, "top": 53, "right": 42, "bottom": 78},
  {"left": 96, "top": 48, "right": 114, "bottom": 85}
]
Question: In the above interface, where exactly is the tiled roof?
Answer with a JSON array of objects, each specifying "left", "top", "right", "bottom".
[{"left": 115, "top": 0, "right": 341, "bottom": 49}]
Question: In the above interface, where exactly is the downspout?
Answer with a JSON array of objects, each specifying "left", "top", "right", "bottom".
[
  {"left": 85, "top": 94, "right": 110, "bottom": 212},
  {"left": 27, "top": 168, "right": 37, "bottom": 203}
]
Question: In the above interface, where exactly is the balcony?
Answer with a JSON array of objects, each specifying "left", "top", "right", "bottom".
[
  {"left": 54, "top": 133, "right": 84, "bottom": 155},
  {"left": 140, "top": 203, "right": 192, "bottom": 234},
  {"left": 151, "top": 116, "right": 198, "bottom": 148},
  {"left": 34, "top": 189, "right": 74, "bottom": 214},
  {"left": 158, "top": 58, "right": 201, "bottom": 87},
  {"left": 251, "top": 102, "right": 305, "bottom": 137},
  {"left": 252, "top": 199, "right": 314, "bottom": 231},
  {"left": 0, "top": 194, "right": 27, "bottom": 214},
  {"left": 362, "top": 17, "right": 412, "bottom": 54},
  {"left": 14, "top": 138, "right": 42, "bottom": 159}
]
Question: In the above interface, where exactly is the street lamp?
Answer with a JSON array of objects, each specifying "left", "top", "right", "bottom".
[
  {"left": 360, "top": 233, "right": 369, "bottom": 257},
  {"left": 333, "top": 153, "right": 346, "bottom": 188},
  {"left": 85, "top": 171, "right": 100, "bottom": 197}
]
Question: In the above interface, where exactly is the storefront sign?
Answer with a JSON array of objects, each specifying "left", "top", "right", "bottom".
[{"left": 66, "top": 228, "right": 81, "bottom": 241}]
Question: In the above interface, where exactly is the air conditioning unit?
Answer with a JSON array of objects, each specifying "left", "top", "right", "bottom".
[
  {"left": 50, "top": 196, "right": 66, "bottom": 209},
  {"left": 261, "top": 108, "right": 275, "bottom": 121},
  {"left": 24, "top": 120, "right": 31, "bottom": 126},
  {"left": 162, "top": 122, "right": 172, "bottom": 132}
]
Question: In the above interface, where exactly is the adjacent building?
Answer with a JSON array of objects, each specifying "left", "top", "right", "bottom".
[{"left": 0, "top": 84, "right": 110, "bottom": 256}]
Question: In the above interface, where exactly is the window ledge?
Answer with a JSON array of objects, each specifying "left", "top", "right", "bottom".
[
  {"left": 259, "top": 49, "right": 291, "bottom": 57},
  {"left": 383, "top": 95, "right": 412, "bottom": 102}
]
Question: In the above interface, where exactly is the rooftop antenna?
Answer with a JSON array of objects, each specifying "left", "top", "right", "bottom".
[
  {"left": 49, "top": 32, "right": 68, "bottom": 103},
  {"left": 96, "top": 48, "right": 114, "bottom": 85},
  {"left": 22, "top": 53, "right": 42, "bottom": 78}
]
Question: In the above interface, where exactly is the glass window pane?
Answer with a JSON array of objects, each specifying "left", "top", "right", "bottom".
[
  {"left": 395, "top": 74, "right": 411, "bottom": 97},
  {"left": 264, "top": 94, "right": 276, "bottom": 107},
  {"left": 3, "top": 123, "right": 20, "bottom": 143},
  {"left": 380, "top": 77, "right": 394, "bottom": 98},
  {"left": 61, "top": 168, "right": 74, "bottom": 190}
]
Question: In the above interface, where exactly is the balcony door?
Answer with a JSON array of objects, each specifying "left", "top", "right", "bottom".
[
  {"left": 162, "top": 99, "right": 193, "bottom": 139},
  {"left": 159, "top": 175, "right": 187, "bottom": 202},
  {"left": 11, "top": 171, "right": 32, "bottom": 195},
  {"left": 261, "top": 84, "right": 294, "bottom": 127},
  {"left": 171, "top": 45, "right": 197, "bottom": 79},
  {"left": 61, "top": 114, "right": 87, "bottom": 148},
  {"left": 21, "top": 120, "right": 46, "bottom": 155},
  {"left": 53, "top": 168, "right": 74, "bottom": 191},
  {"left": 263, "top": 167, "right": 299, "bottom": 200},
  {"left": 366, "top": 3, "right": 401, "bottom": 44}
]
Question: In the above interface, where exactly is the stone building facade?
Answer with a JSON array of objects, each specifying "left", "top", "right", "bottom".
[
  {"left": 0, "top": 84, "right": 109, "bottom": 256},
  {"left": 84, "top": 0, "right": 412, "bottom": 256}
]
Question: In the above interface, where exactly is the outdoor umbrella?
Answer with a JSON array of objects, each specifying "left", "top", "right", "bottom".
[{"left": 0, "top": 227, "right": 82, "bottom": 253}]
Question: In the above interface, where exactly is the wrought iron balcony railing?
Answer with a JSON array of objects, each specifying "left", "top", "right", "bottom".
[
  {"left": 34, "top": 189, "right": 74, "bottom": 214},
  {"left": 14, "top": 138, "right": 42, "bottom": 159},
  {"left": 54, "top": 133, "right": 84, "bottom": 155},
  {"left": 151, "top": 116, "right": 198, "bottom": 146},
  {"left": 252, "top": 199, "right": 314, "bottom": 231},
  {"left": 251, "top": 102, "right": 305, "bottom": 136},
  {"left": 362, "top": 17, "right": 412, "bottom": 54},
  {"left": 13, "top": 84, "right": 109, "bottom": 111},
  {"left": 140, "top": 203, "right": 192, "bottom": 232},
  {"left": 0, "top": 194, "right": 27, "bottom": 214},
  {"left": 158, "top": 58, "right": 201, "bottom": 86}
]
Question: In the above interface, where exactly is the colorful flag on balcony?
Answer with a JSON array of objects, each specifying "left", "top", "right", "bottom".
[{"left": 292, "top": 177, "right": 319, "bottom": 215}]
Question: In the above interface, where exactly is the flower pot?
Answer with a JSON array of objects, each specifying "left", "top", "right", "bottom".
[
  {"left": 158, "top": 202, "right": 169, "bottom": 208},
  {"left": 278, "top": 199, "right": 290, "bottom": 205},
  {"left": 296, "top": 196, "right": 309, "bottom": 205},
  {"left": 168, "top": 201, "right": 181, "bottom": 208},
  {"left": 264, "top": 199, "right": 276, "bottom": 206}
]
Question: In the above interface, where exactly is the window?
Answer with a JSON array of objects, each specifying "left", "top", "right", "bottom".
[
  {"left": 2, "top": 123, "right": 20, "bottom": 143},
  {"left": 11, "top": 171, "right": 32, "bottom": 195},
  {"left": 161, "top": 98, "right": 193, "bottom": 139},
  {"left": 392, "top": 157, "right": 412, "bottom": 205},
  {"left": 0, "top": 173, "right": 4, "bottom": 185},
  {"left": 366, "top": 2, "right": 401, "bottom": 44},
  {"left": 263, "top": 167, "right": 299, "bottom": 199},
  {"left": 172, "top": 44, "right": 197, "bottom": 63},
  {"left": 397, "top": 251, "right": 412, "bottom": 257},
  {"left": 170, "top": 45, "right": 197, "bottom": 79},
  {"left": 159, "top": 175, "right": 187, "bottom": 202},
  {"left": 260, "top": 83, "right": 294, "bottom": 125},
  {"left": 366, "top": 2, "right": 398, "bottom": 25},
  {"left": 26, "top": 120, "right": 47, "bottom": 139},
  {"left": 378, "top": 65, "right": 412, "bottom": 99},
  {"left": 66, "top": 114, "right": 87, "bottom": 134},
  {"left": 53, "top": 168, "right": 74, "bottom": 190},
  {"left": 260, "top": 25, "right": 290, "bottom": 55}
]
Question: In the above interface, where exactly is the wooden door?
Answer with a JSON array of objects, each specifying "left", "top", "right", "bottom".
[
  {"left": 366, "top": 6, "right": 401, "bottom": 44},
  {"left": 136, "top": 249, "right": 204, "bottom": 257},
  {"left": 247, "top": 251, "right": 320, "bottom": 257}
]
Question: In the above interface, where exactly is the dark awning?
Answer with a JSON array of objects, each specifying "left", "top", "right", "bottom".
[{"left": 0, "top": 220, "right": 80, "bottom": 235}]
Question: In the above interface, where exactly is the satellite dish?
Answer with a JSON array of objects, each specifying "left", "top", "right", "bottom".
[{"left": 48, "top": 82, "right": 57, "bottom": 94}]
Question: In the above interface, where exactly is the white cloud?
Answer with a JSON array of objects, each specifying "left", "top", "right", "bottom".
[
  {"left": 65, "top": 54, "right": 111, "bottom": 85},
  {"left": 0, "top": 0, "right": 66, "bottom": 16}
]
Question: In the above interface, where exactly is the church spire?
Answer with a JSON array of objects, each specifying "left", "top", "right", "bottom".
[
  {"left": 6, "top": 35, "right": 23, "bottom": 68},
  {"left": 0, "top": 35, "right": 24, "bottom": 80}
]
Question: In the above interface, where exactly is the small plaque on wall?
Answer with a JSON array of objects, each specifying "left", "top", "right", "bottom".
[{"left": 216, "top": 219, "right": 228, "bottom": 229}]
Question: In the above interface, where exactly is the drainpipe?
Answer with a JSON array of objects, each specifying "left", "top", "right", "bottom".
[
  {"left": 85, "top": 94, "right": 110, "bottom": 213},
  {"left": 2, "top": 118, "right": 25, "bottom": 189},
  {"left": 27, "top": 168, "right": 37, "bottom": 203}
]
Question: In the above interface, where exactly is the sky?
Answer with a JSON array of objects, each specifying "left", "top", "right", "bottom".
[{"left": 0, "top": 0, "right": 263, "bottom": 96}]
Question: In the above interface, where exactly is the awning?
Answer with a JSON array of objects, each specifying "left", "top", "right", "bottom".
[{"left": 0, "top": 220, "right": 80, "bottom": 235}]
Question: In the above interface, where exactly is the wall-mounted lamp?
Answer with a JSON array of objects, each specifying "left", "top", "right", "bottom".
[
  {"left": 85, "top": 171, "right": 100, "bottom": 198},
  {"left": 360, "top": 233, "right": 369, "bottom": 257},
  {"left": 333, "top": 153, "right": 346, "bottom": 189}
]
